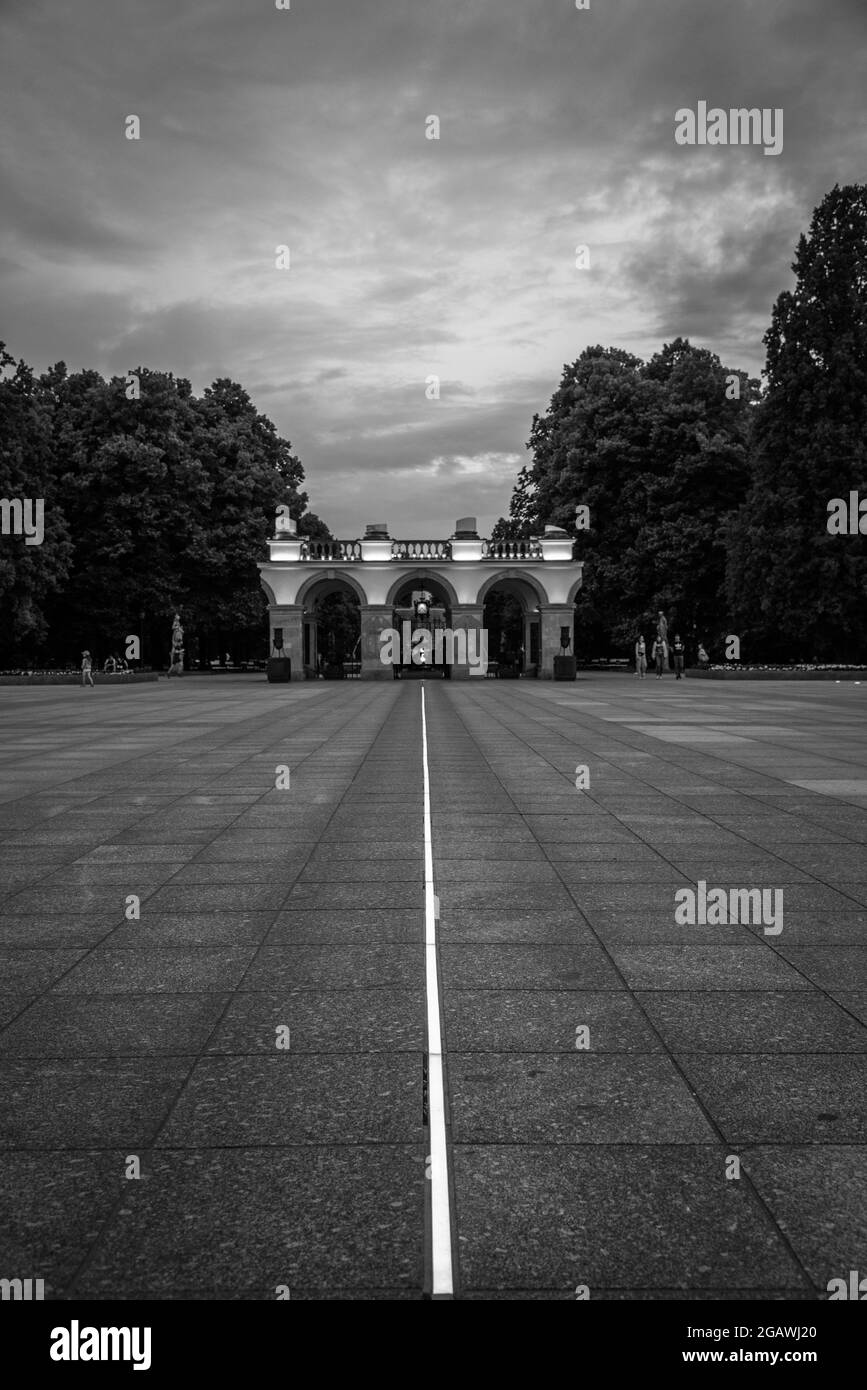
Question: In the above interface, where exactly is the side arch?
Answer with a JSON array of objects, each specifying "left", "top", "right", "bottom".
[
  {"left": 474, "top": 569, "right": 550, "bottom": 609},
  {"left": 565, "top": 574, "right": 585, "bottom": 606},
  {"left": 295, "top": 570, "right": 370, "bottom": 609}
]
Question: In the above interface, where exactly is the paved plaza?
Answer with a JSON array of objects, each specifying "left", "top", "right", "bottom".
[{"left": 0, "top": 674, "right": 865, "bottom": 1299}]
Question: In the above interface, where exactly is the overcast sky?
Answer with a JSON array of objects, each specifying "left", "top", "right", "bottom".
[{"left": 1, "top": 0, "right": 865, "bottom": 537}]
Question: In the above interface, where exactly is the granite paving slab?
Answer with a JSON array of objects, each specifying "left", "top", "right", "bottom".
[
  {"left": 451, "top": 1145, "right": 808, "bottom": 1293},
  {"left": 678, "top": 1054, "right": 867, "bottom": 1143},
  {"left": 3, "top": 674, "right": 866, "bottom": 1299}
]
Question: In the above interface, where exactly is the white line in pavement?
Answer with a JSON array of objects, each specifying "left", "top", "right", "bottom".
[{"left": 421, "top": 684, "right": 454, "bottom": 1297}]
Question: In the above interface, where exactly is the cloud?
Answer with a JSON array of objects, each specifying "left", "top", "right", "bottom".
[{"left": 0, "top": 0, "right": 864, "bottom": 536}]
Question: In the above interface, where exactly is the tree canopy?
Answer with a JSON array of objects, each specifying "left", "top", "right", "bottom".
[
  {"left": 495, "top": 182, "right": 867, "bottom": 661},
  {"left": 0, "top": 352, "right": 324, "bottom": 666},
  {"left": 725, "top": 183, "right": 867, "bottom": 661},
  {"left": 495, "top": 340, "right": 757, "bottom": 655}
]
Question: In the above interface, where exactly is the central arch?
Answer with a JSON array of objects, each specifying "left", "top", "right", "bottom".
[
  {"left": 384, "top": 569, "right": 461, "bottom": 612},
  {"left": 389, "top": 574, "right": 456, "bottom": 679},
  {"left": 295, "top": 573, "right": 365, "bottom": 678},
  {"left": 476, "top": 572, "right": 550, "bottom": 678}
]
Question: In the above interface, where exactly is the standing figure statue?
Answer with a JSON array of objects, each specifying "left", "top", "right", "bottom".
[
  {"left": 656, "top": 610, "right": 668, "bottom": 643},
  {"left": 168, "top": 612, "right": 185, "bottom": 677}
]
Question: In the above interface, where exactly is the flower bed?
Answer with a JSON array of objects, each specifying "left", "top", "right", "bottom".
[
  {"left": 0, "top": 670, "right": 159, "bottom": 685},
  {"left": 687, "top": 664, "right": 867, "bottom": 680}
]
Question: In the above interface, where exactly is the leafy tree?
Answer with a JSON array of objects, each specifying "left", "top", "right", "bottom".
[
  {"left": 0, "top": 345, "right": 331, "bottom": 667},
  {"left": 509, "top": 341, "right": 756, "bottom": 656},
  {"left": 184, "top": 376, "right": 308, "bottom": 657},
  {"left": 46, "top": 366, "right": 208, "bottom": 663},
  {"left": 632, "top": 339, "right": 756, "bottom": 654},
  {"left": 298, "top": 511, "right": 331, "bottom": 540},
  {"left": 490, "top": 466, "right": 536, "bottom": 541},
  {"left": 0, "top": 346, "right": 72, "bottom": 662},
  {"left": 725, "top": 184, "right": 867, "bottom": 660},
  {"left": 36, "top": 365, "right": 322, "bottom": 666}
]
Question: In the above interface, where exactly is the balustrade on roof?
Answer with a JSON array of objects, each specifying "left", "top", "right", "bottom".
[{"left": 296, "top": 536, "right": 557, "bottom": 561}]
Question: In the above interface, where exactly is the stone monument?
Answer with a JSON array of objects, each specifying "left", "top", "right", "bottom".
[{"left": 168, "top": 613, "right": 185, "bottom": 677}]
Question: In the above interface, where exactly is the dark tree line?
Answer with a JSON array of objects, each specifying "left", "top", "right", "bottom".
[
  {"left": 0, "top": 357, "right": 329, "bottom": 667},
  {"left": 494, "top": 184, "right": 867, "bottom": 663}
]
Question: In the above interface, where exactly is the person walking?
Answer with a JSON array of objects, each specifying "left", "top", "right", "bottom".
[
  {"left": 634, "top": 634, "right": 647, "bottom": 679},
  {"left": 81, "top": 650, "right": 95, "bottom": 688},
  {"left": 697, "top": 642, "right": 709, "bottom": 669},
  {"left": 672, "top": 634, "right": 685, "bottom": 679},
  {"left": 657, "top": 610, "right": 668, "bottom": 644},
  {"left": 652, "top": 634, "right": 668, "bottom": 678}
]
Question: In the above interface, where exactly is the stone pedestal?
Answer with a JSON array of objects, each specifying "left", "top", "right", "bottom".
[
  {"left": 267, "top": 657, "right": 292, "bottom": 683},
  {"left": 360, "top": 605, "right": 395, "bottom": 680},
  {"left": 268, "top": 605, "right": 305, "bottom": 680}
]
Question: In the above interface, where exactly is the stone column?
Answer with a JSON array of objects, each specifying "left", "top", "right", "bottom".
[
  {"left": 538, "top": 607, "right": 575, "bottom": 679},
  {"left": 302, "top": 617, "right": 318, "bottom": 676},
  {"left": 523, "top": 611, "right": 533, "bottom": 675},
  {"left": 360, "top": 605, "right": 395, "bottom": 680},
  {"left": 268, "top": 604, "right": 305, "bottom": 680},
  {"left": 448, "top": 605, "right": 487, "bottom": 679}
]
